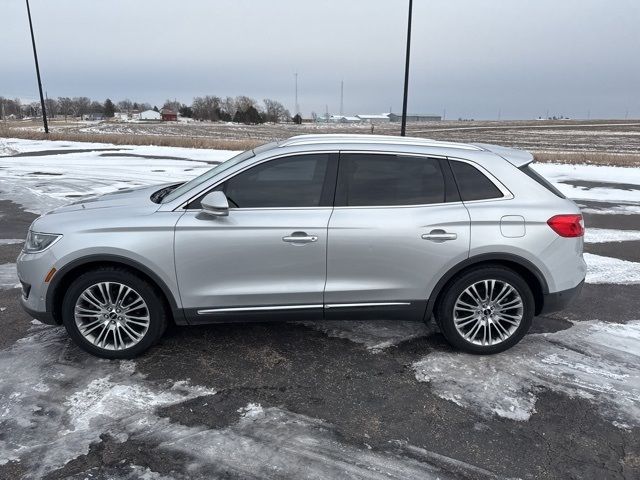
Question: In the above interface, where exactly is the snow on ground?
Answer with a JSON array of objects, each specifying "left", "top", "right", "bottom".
[
  {"left": 0, "top": 138, "right": 237, "bottom": 214},
  {"left": 584, "top": 228, "right": 640, "bottom": 243},
  {"left": 584, "top": 253, "right": 640, "bottom": 284},
  {"left": 0, "top": 239, "right": 23, "bottom": 245},
  {"left": 298, "top": 320, "right": 436, "bottom": 353},
  {"left": 581, "top": 203, "right": 640, "bottom": 215},
  {"left": 413, "top": 320, "right": 640, "bottom": 428},
  {"left": 532, "top": 163, "right": 640, "bottom": 203},
  {"left": 0, "top": 264, "right": 18, "bottom": 290},
  {"left": 0, "top": 324, "right": 471, "bottom": 479}
]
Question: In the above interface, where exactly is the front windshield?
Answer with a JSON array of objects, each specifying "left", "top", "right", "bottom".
[{"left": 161, "top": 141, "right": 281, "bottom": 204}]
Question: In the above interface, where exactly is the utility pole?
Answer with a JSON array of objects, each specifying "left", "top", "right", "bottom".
[
  {"left": 400, "top": 0, "right": 413, "bottom": 136},
  {"left": 26, "top": 0, "right": 48, "bottom": 133},
  {"left": 294, "top": 72, "right": 300, "bottom": 115},
  {"left": 340, "top": 80, "right": 344, "bottom": 116}
]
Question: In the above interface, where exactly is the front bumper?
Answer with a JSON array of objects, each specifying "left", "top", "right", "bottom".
[
  {"left": 539, "top": 279, "right": 584, "bottom": 315},
  {"left": 20, "top": 297, "right": 57, "bottom": 325},
  {"left": 17, "top": 249, "right": 58, "bottom": 324}
]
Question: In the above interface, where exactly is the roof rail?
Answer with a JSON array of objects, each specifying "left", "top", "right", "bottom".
[{"left": 279, "top": 134, "right": 482, "bottom": 151}]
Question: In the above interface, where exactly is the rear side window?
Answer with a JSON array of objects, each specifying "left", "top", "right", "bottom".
[
  {"left": 336, "top": 153, "right": 445, "bottom": 206},
  {"left": 520, "top": 165, "right": 566, "bottom": 199},
  {"left": 449, "top": 160, "right": 504, "bottom": 201}
]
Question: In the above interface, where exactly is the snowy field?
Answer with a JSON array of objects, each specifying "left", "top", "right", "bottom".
[{"left": 1, "top": 137, "right": 639, "bottom": 478}]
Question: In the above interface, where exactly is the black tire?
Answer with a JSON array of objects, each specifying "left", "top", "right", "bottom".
[
  {"left": 61, "top": 267, "right": 168, "bottom": 359},
  {"left": 435, "top": 266, "right": 534, "bottom": 354}
]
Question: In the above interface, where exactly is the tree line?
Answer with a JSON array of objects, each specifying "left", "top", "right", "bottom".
[{"left": 0, "top": 95, "right": 301, "bottom": 124}]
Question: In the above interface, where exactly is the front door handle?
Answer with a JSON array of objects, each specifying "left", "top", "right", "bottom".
[
  {"left": 283, "top": 232, "right": 318, "bottom": 244},
  {"left": 422, "top": 229, "right": 457, "bottom": 242}
]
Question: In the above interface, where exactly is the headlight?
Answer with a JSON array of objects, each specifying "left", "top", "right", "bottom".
[{"left": 23, "top": 231, "right": 62, "bottom": 254}]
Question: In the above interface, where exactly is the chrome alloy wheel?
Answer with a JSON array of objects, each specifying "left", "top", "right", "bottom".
[
  {"left": 74, "top": 282, "right": 150, "bottom": 351},
  {"left": 453, "top": 279, "right": 524, "bottom": 346}
]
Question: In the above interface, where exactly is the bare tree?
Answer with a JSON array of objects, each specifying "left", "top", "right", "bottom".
[
  {"left": 58, "top": 97, "right": 74, "bottom": 120},
  {"left": 72, "top": 97, "right": 91, "bottom": 118},
  {"left": 263, "top": 98, "right": 291, "bottom": 123},
  {"left": 191, "top": 96, "right": 222, "bottom": 121},
  {"left": 44, "top": 98, "right": 58, "bottom": 118},
  {"left": 162, "top": 99, "right": 181, "bottom": 113},
  {"left": 117, "top": 99, "right": 133, "bottom": 112}
]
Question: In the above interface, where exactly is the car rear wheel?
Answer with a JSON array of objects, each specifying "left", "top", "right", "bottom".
[
  {"left": 435, "top": 267, "right": 534, "bottom": 354},
  {"left": 61, "top": 267, "right": 167, "bottom": 359}
]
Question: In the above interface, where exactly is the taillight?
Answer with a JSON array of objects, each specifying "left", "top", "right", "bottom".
[{"left": 547, "top": 214, "right": 584, "bottom": 238}]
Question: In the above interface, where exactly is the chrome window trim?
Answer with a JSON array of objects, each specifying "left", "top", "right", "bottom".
[{"left": 177, "top": 150, "right": 339, "bottom": 212}]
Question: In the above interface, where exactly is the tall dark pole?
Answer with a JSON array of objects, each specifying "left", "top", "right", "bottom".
[
  {"left": 26, "top": 0, "right": 48, "bottom": 134},
  {"left": 400, "top": 0, "right": 413, "bottom": 136}
]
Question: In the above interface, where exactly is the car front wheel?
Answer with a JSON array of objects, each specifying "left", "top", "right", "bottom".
[
  {"left": 61, "top": 267, "right": 167, "bottom": 359},
  {"left": 435, "top": 267, "right": 534, "bottom": 354}
]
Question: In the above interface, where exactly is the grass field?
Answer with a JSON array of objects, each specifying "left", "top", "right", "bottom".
[{"left": 2, "top": 118, "right": 640, "bottom": 166}]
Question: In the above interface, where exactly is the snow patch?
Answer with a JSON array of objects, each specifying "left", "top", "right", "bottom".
[
  {"left": 0, "top": 138, "right": 237, "bottom": 214},
  {"left": 584, "top": 253, "right": 640, "bottom": 284},
  {"left": 0, "top": 263, "right": 18, "bottom": 290},
  {"left": 584, "top": 228, "right": 640, "bottom": 243},
  {"left": 0, "top": 239, "right": 23, "bottom": 245},
  {"left": 0, "top": 326, "right": 215, "bottom": 477},
  {"left": 413, "top": 320, "right": 640, "bottom": 426},
  {"left": 299, "top": 320, "right": 436, "bottom": 352}
]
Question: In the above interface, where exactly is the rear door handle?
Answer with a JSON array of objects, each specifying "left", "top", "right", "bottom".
[
  {"left": 283, "top": 232, "right": 318, "bottom": 244},
  {"left": 422, "top": 230, "right": 457, "bottom": 242}
]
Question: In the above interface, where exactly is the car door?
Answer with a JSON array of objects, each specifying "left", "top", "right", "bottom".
[
  {"left": 324, "top": 152, "right": 470, "bottom": 321},
  {"left": 174, "top": 152, "right": 338, "bottom": 323}
]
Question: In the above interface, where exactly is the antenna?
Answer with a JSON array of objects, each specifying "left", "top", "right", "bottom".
[{"left": 340, "top": 80, "right": 344, "bottom": 116}]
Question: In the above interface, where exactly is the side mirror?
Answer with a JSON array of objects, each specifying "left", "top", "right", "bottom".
[{"left": 200, "top": 191, "right": 229, "bottom": 217}]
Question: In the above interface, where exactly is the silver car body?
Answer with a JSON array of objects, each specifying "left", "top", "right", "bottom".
[{"left": 17, "top": 135, "right": 587, "bottom": 326}]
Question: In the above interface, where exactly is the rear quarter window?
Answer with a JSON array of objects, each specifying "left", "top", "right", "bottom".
[
  {"left": 449, "top": 160, "right": 504, "bottom": 201},
  {"left": 520, "top": 165, "right": 566, "bottom": 199}
]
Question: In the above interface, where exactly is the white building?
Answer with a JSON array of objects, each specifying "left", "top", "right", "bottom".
[
  {"left": 356, "top": 113, "right": 391, "bottom": 123},
  {"left": 139, "top": 110, "right": 161, "bottom": 121}
]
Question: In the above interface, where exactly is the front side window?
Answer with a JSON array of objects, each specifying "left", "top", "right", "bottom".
[
  {"left": 216, "top": 154, "right": 332, "bottom": 208},
  {"left": 449, "top": 160, "right": 504, "bottom": 201},
  {"left": 336, "top": 153, "right": 445, "bottom": 206}
]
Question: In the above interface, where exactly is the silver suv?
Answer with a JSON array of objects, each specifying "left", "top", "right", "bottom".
[{"left": 17, "top": 135, "right": 586, "bottom": 358}]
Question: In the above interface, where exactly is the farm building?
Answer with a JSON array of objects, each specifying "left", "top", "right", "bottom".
[
  {"left": 161, "top": 108, "right": 178, "bottom": 121},
  {"left": 388, "top": 113, "right": 441, "bottom": 122},
  {"left": 139, "top": 110, "right": 161, "bottom": 121},
  {"left": 356, "top": 113, "right": 392, "bottom": 123}
]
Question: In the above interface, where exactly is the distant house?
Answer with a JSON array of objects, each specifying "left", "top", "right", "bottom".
[
  {"left": 161, "top": 108, "right": 178, "bottom": 122},
  {"left": 139, "top": 110, "right": 161, "bottom": 121},
  {"left": 388, "top": 113, "right": 441, "bottom": 122},
  {"left": 84, "top": 113, "right": 105, "bottom": 121}
]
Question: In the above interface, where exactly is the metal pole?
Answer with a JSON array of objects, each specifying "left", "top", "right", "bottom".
[
  {"left": 400, "top": 0, "right": 413, "bottom": 136},
  {"left": 26, "top": 0, "right": 48, "bottom": 134}
]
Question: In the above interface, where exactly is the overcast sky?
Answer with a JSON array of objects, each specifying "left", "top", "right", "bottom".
[{"left": 2, "top": 0, "right": 639, "bottom": 119}]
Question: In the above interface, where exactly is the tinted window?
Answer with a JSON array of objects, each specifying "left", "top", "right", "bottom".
[
  {"left": 450, "top": 161, "right": 503, "bottom": 201},
  {"left": 337, "top": 154, "right": 445, "bottom": 206},
  {"left": 220, "top": 154, "right": 331, "bottom": 208}
]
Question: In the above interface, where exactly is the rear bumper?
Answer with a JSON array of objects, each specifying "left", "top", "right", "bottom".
[{"left": 539, "top": 279, "right": 584, "bottom": 315}]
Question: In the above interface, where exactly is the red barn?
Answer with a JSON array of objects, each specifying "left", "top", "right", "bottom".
[{"left": 161, "top": 108, "right": 178, "bottom": 121}]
